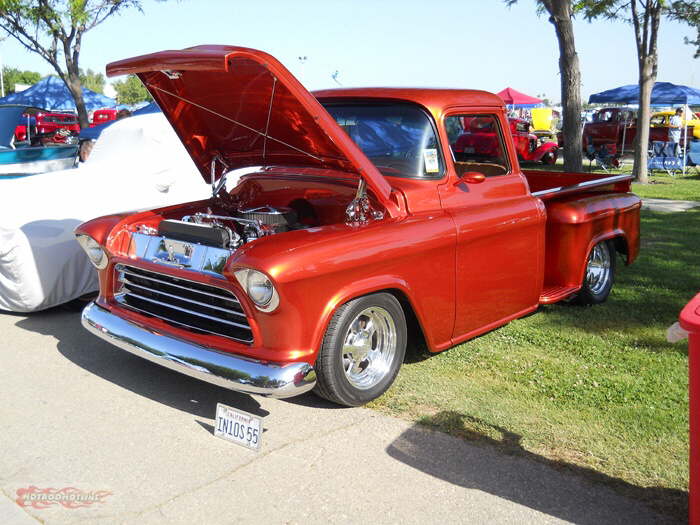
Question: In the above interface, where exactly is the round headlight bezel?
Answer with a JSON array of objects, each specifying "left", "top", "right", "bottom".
[
  {"left": 76, "top": 234, "right": 108, "bottom": 270},
  {"left": 234, "top": 269, "right": 279, "bottom": 312}
]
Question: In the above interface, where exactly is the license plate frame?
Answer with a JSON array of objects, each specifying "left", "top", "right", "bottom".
[{"left": 214, "top": 403, "right": 262, "bottom": 451}]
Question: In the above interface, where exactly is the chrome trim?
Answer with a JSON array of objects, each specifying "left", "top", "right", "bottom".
[
  {"left": 118, "top": 266, "right": 239, "bottom": 303},
  {"left": 112, "top": 295, "right": 250, "bottom": 341},
  {"left": 116, "top": 291, "right": 251, "bottom": 330},
  {"left": 115, "top": 264, "right": 252, "bottom": 344},
  {"left": 585, "top": 242, "right": 612, "bottom": 295},
  {"left": 342, "top": 305, "right": 398, "bottom": 390},
  {"left": 129, "top": 233, "right": 231, "bottom": 277},
  {"left": 531, "top": 174, "right": 633, "bottom": 198},
  {"left": 120, "top": 277, "right": 246, "bottom": 318},
  {"left": 81, "top": 302, "right": 316, "bottom": 398}
]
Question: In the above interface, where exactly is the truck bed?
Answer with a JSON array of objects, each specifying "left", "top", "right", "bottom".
[{"left": 523, "top": 170, "right": 633, "bottom": 200}]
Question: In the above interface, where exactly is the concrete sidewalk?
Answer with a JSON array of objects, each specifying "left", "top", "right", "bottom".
[
  {"left": 0, "top": 306, "right": 673, "bottom": 524},
  {"left": 642, "top": 198, "right": 700, "bottom": 212}
]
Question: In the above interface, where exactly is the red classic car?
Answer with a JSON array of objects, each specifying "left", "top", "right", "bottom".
[
  {"left": 77, "top": 46, "right": 640, "bottom": 407},
  {"left": 454, "top": 117, "right": 557, "bottom": 164},
  {"left": 581, "top": 107, "right": 677, "bottom": 149},
  {"left": 90, "top": 108, "right": 118, "bottom": 127},
  {"left": 14, "top": 108, "right": 80, "bottom": 144}
]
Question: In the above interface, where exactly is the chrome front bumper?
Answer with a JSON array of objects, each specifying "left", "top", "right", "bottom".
[{"left": 81, "top": 302, "right": 316, "bottom": 398}]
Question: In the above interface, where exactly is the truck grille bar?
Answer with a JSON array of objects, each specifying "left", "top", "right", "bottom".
[{"left": 114, "top": 264, "right": 253, "bottom": 344}]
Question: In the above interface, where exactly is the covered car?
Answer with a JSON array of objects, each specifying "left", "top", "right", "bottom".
[{"left": 0, "top": 112, "right": 211, "bottom": 312}]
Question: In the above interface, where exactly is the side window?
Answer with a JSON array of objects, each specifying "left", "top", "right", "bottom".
[{"left": 446, "top": 114, "right": 509, "bottom": 177}]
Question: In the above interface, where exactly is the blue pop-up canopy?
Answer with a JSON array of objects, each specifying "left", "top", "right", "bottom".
[
  {"left": 589, "top": 82, "right": 700, "bottom": 105},
  {"left": 0, "top": 76, "right": 115, "bottom": 111}
]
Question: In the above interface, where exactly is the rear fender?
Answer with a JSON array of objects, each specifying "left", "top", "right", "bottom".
[{"left": 543, "top": 193, "right": 640, "bottom": 289}]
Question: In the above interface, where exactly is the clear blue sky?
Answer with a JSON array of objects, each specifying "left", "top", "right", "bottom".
[{"left": 1, "top": 0, "right": 697, "bottom": 102}]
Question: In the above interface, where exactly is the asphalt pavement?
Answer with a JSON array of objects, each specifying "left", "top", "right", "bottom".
[{"left": 0, "top": 304, "right": 675, "bottom": 524}]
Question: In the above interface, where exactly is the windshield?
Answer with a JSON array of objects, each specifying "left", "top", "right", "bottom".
[{"left": 322, "top": 102, "right": 444, "bottom": 179}]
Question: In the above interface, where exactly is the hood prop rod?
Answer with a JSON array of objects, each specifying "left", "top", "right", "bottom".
[{"left": 210, "top": 154, "right": 229, "bottom": 198}]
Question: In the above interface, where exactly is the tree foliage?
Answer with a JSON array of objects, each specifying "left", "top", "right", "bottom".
[
  {"left": 112, "top": 74, "right": 151, "bottom": 105},
  {"left": 577, "top": 0, "right": 699, "bottom": 183},
  {"left": 79, "top": 67, "right": 105, "bottom": 93},
  {"left": 0, "top": 1, "right": 144, "bottom": 127},
  {"left": 1, "top": 66, "right": 40, "bottom": 94}
]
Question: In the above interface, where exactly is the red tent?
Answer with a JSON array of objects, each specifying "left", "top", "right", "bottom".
[{"left": 496, "top": 87, "right": 542, "bottom": 106}]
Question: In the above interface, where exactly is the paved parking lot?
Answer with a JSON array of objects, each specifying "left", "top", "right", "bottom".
[{"left": 0, "top": 304, "right": 672, "bottom": 524}]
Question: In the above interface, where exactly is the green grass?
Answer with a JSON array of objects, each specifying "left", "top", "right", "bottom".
[
  {"left": 632, "top": 173, "right": 700, "bottom": 201},
  {"left": 526, "top": 157, "right": 700, "bottom": 201},
  {"left": 368, "top": 202, "right": 699, "bottom": 519}
]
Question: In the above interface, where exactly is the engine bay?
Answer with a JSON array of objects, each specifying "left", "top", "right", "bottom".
[{"left": 157, "top": 205, "right": 306, "bottom": 250}]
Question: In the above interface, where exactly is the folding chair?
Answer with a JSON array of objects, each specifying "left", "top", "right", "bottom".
[
  {"left": 648, "top": 141, "right": 683, "bottom": 176},
  {"left": 586, "top": 142, "right": 620, "bottom": 172},
  {"left": 687, "top": 140, "right": 700, "bottom": 175}
]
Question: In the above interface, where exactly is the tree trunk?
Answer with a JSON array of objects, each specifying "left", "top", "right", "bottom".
[
  {"left": 65, "top": 64, "right": 89, "bottom": 129},
  {"left": 545, "top": 1, "right": 583, "bottom": 172},
  {"left": 633, "top": 60, "right": 654, "bottom": 184}
]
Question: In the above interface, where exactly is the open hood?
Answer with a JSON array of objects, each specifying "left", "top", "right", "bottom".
[{"left": 106, "top": 45, "right": 394, "bottom": 208}]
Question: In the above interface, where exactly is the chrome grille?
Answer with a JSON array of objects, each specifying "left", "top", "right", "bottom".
[{"left": 114, "top": 264, "right": 253, "bottom": 344}]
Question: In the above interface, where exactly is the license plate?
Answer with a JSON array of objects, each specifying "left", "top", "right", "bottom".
[
  {"left": 464, "top": 147, "right": 475, "bottom": 154},
  {"left": 214, "top": 403, "right": 262, "bottom": 451}
]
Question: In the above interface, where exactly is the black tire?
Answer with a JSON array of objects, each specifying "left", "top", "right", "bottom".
[
  {"left": 541, "top": 149, "right": 558, "bottom": 165},
  {"left": 574, "top": 240, "right": 617, "bottom": 305},
  {"left": 314, "top": 293, "right": 407, "bottom": 407}
]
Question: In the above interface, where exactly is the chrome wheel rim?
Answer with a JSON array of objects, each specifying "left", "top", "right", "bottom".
[
  {"left": 586, "top": 243, "right": 612, "bottom": 295},
  {"left": 342, "top": 306, "right": 397, "bottom": 390}
]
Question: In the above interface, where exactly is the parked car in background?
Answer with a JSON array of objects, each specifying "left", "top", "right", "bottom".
[
  {"left": 650, "top": 110, "right": 700, "bottom": 139},
  {"left": 14, "top": 107, "right": 80, "bottom": 144},
  {"left": 581, "top": 107, "right": 676, "bottom": 150},
  {"left": 454, "top": 117, "right": 557, "bottom": 164},
  {"left": 78, "top": 46, "right": 641, "bottom": 408},
  {"left": 2, "top": 106, "right": 78, "bottom": 177},
  {"left": 90, "top": 108, "right": 118, "bottom": 128}
]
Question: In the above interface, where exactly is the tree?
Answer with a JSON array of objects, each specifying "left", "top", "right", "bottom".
[
  {"left": 112, "top": 74, "right": 152, "bottom": 105},
  {"left": 1, "top": 66, "right": 40, "bottom": 94},
  {"left": 506, "top": 1, "right": 584, "bottom": 171},
  {"left": 582, "top": 1, "right": 700, "bottom": 184},
  {"left": 0, "top": 1, "right": 144, "bottom": 128},
  {"left": 79, "top": 67, "right": 104, "bottom": 94}
]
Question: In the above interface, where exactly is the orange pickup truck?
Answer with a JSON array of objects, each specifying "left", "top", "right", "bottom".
[{"left": 77, "top": 46, "right": 641, "bottom": 407}]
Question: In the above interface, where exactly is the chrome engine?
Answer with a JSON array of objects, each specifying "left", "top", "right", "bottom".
[{"left": 157, "top": 205, "right": 301, "bottom": 251}]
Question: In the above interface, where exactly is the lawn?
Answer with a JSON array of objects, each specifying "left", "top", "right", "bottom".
[{"left": 368, "top": 174, "right": 700, "bottom": 520}]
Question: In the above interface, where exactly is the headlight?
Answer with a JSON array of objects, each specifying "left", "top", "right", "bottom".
[
  {"left": 234, "top": 269, "right": 279, "bottom": 312},
  {"left": 76, "top": 234, "right": 108, "bottom": 270}
]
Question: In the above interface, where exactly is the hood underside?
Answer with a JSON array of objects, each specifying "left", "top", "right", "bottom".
[{"left": 106, "top": 46, "right": 394, "bottom": 206}]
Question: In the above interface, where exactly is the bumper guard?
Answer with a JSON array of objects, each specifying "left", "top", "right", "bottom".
[{"left": 81, "top": 302, "right": 316, "bottom": 398}]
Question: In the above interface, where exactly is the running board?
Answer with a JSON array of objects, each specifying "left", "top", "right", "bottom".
[{"left": 539, "top": 285, "right": 580, "bottom": 304}]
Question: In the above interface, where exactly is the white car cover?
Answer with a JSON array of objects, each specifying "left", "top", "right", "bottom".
[{"left": 0, "top": 112, "right": 213, "bottom": 312}]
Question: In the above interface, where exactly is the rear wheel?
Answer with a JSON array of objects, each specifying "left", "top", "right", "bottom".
[
  {"left": 575, "top": 240, "right": 616, "bottom": 305},
  {"left": 314, "top": 293, "right": 407, "bottom": 407}
]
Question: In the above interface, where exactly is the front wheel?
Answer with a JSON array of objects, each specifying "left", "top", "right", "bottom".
[
  {"left": 575, "top": 240, "right": 616, "bottom": 305},
  {"left": 314, "top": 293, "right": 407, "bottom": 406},
  {"left": 541, "top": 148, "right": 558, "bottom": 165}
]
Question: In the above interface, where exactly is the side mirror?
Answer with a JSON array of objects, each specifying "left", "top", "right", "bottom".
[{"left": 454, "top": 171, "right": 486, "bottom": 185}]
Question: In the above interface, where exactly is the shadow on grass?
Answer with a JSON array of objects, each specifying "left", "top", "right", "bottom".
[{"left": 388, "top": 410, "right": 685, "bottom": 524}]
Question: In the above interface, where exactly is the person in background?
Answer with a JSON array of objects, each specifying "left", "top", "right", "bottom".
[{"left": 668, "top": 107, "right": 683, "bottom": 157}]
